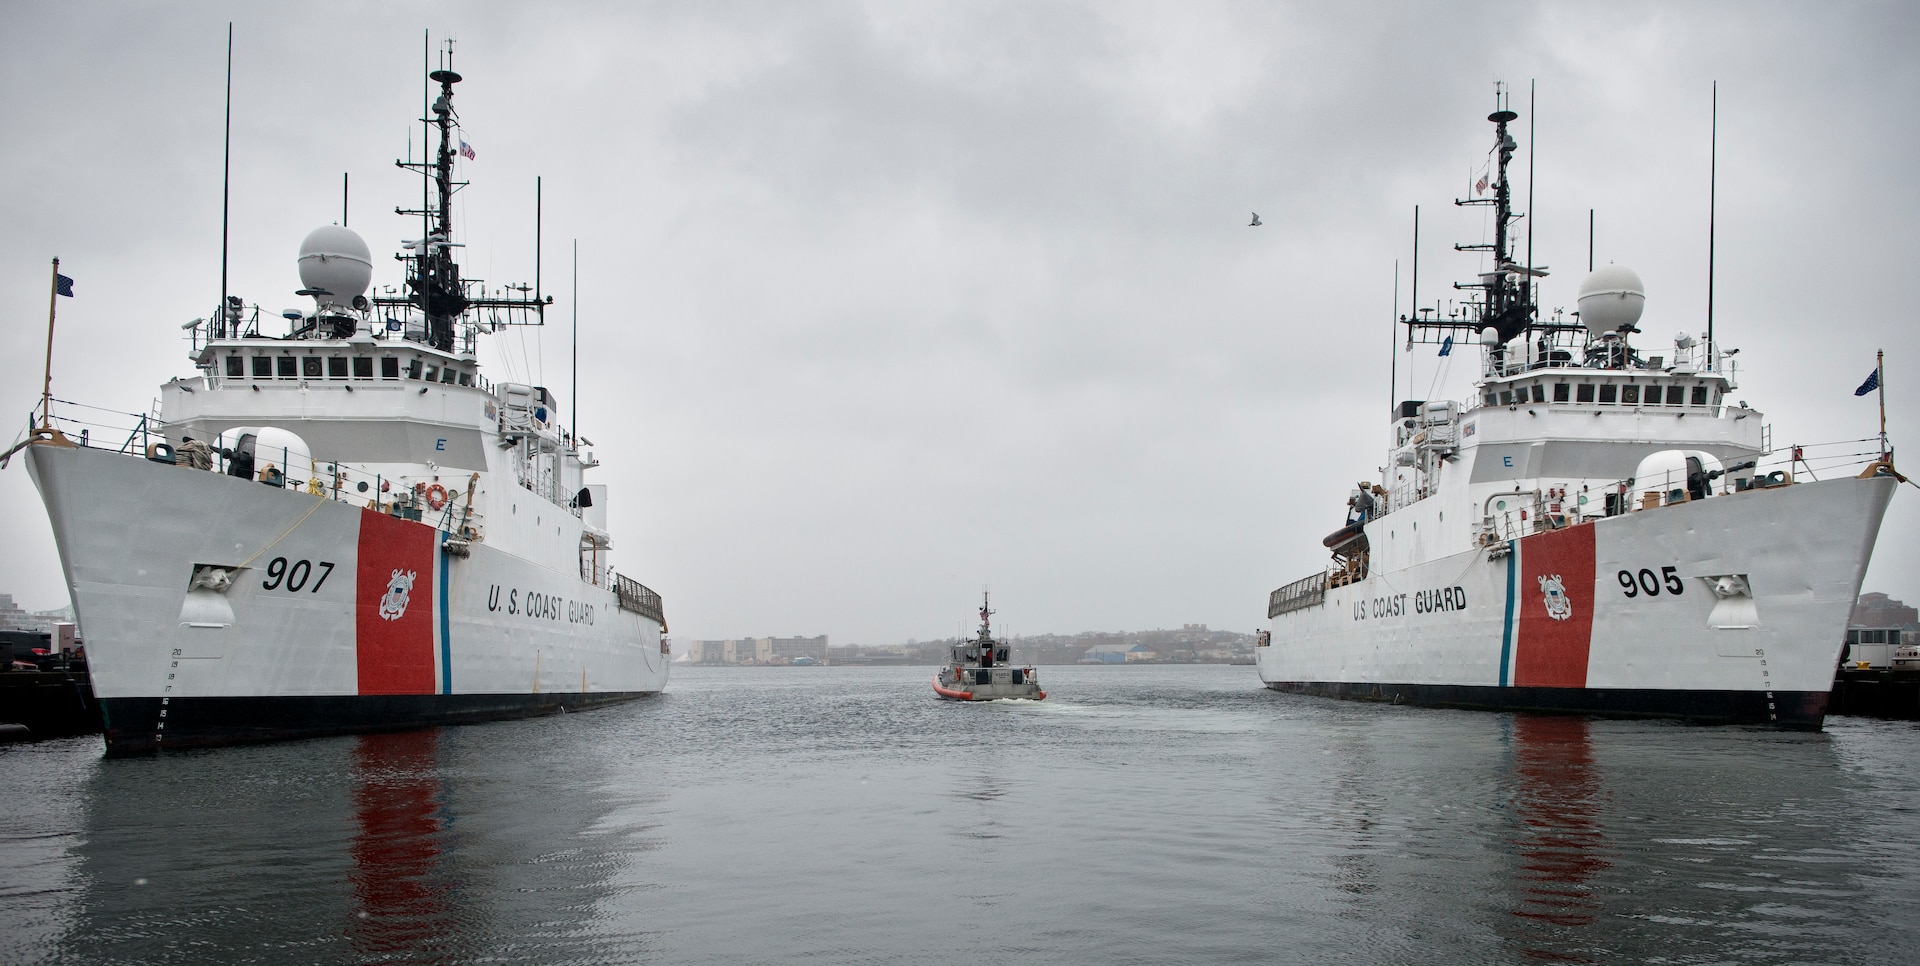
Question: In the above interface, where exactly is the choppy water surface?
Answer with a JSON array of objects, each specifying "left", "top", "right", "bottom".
[{"left": 4, "top": 664, "right": 1918, "bottom": 964}]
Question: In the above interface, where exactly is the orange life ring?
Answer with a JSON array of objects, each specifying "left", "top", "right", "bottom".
[{"left": 424, "top": 483, "right": 448, "bottom": 510}]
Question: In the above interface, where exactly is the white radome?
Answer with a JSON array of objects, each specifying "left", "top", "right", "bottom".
[
  {"left": 297, "top": 225, "right": 373, "bottom": 307},
  {"left": 1633, "top": 449, "right": 1723, "bottom": 494},
  {"left": 1576, "top": 264, "right": 1646, "bottom": 336}
]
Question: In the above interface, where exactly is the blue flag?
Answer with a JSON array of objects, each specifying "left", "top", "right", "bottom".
[
  {"left": 1438, "top": 335, "right": 1453, "bottom": 357},
  {"left": 55, "top": 273, "right": 73, "bottom": 297},
  {"left": 1855, "top": 367, "right": 1880, "bottom": 396}
]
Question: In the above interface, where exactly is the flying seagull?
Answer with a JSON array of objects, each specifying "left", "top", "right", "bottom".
[{"left": 1249, "top": 212, "right": 1262, "bottom": 226}]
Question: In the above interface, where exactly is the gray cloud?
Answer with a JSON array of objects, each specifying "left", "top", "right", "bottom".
[{"left": 2, "top": 1, "right": 1914, "bottom": 643}]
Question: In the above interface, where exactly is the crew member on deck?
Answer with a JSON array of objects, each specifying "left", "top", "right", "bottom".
[
  {"left": 177, "top": 436, "right": 213, "bottom": 470},
  {"left": 1349, "top": 483, "right": 1376, "bottom": 523}
]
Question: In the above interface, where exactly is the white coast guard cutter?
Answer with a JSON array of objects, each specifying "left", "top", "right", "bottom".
[
  {"left": 14, "top": 63, "right": 668, "bottom": 753},
  {"left": 1256, "top": 99, "right": 1900, "bottom": 727}
]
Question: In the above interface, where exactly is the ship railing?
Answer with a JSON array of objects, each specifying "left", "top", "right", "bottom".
[
  {"left": 504, "top": 442, "right": 586, "bottom": 519},
  {"left": 579, "top": 534, "right": 612, "bottom": 587},
  {"left": 1478, "top": 328, "right": 1591, "bottom": 379},
  {"left": 1746, "top": 437, "right": 1890, "bottom": 483},
  {"left": 42, "top": 405, "right": 494, "bottom": 539},
  {"left": 581, "top": 557, "right": 611, "bottom": 588},
  {"left": 615, "top": 574, "right": 666, "bottom": 627},
  {"left": 1269, "top": 571, "right": 1329, "bottom": 618},
  {"left": 22, "top": 399, "right": 162, "bottom": 456},
  {"left": 1469, "top": 436, "right": 1898, "bottom": 541},
  {"left": 1590, "top": 436, "right": 1893, "bottom": 514},
  {"left": 204, "top": 446, "right": 477, "bottom": 529},
  {"left": 1378, "top": 478, "right": 1429, "bottom": 517}
]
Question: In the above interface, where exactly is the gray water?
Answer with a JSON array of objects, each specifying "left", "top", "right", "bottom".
[{"left": 3, "top": 664, "right": 1918, "bottom": 965}]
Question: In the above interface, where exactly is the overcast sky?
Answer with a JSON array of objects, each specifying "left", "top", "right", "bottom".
[{"left": 2, "top": 1, "right": 1914, "bottom": 644}]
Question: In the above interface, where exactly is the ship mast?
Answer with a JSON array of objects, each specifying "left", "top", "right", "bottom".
[
  {"left": 377, "top": 49, "right": 548, "bottom": 352},
  {"left": 1453, "top": 100, "right": 1534, "bottom": 345},
  {"left": 421, "top": 67, "right": 466, "bottom": 351},
  {"left": 1399, "top": 89, "right": 1569, "bottom": 355}
]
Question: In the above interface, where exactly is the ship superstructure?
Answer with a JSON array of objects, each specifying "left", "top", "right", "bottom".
[
  {"left": 1256, "top": 98, "right": 1899, "bottom": 727},
  {"left": 18, "top": 62, "right": 669, "bottom": 753}
]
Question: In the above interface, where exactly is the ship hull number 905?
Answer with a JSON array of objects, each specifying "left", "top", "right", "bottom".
[{"left": 1617, "top": 566, "right": 1684, "bottom": 598}]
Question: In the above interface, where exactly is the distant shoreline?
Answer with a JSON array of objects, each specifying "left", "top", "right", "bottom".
[{"left": 677, "top": 659, "right": 1257, "bottom": 667}]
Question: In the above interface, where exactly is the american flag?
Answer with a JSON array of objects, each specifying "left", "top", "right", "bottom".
[
  {"left": 1475, "top": 171, "right": 1488, "bottom": 196},
  {"left": 459, "top": 138, "right": 476, "bottom": 161},
  {"left": 1855, "top": 366, "right": 1881, "bottom": 396}
]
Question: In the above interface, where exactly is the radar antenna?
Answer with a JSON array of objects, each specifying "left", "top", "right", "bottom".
[
  {"left": 1453, "top": 102, "right": 1530, "bottom": 344},
  {"left": 1397, "top": 86, "right": 1576, "bottom": 355},
  {"left": 375, "top": 45, "right": 549, "bottom": 351}
]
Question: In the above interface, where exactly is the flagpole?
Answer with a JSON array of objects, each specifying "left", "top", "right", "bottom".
[
  {"left": 1878, "top": 348, "right": 1887, "bottom": 457},
  {"left": 42, "top": 258, "right": 60, "bottom": 431}
]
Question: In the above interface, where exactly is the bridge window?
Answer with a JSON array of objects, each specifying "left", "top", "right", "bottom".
[
  {"left": 1553, "top": 383, "right": 1569, "bottom": 403},
  {"left": 423, "top": 365, "right": 439, "bottom": 383},
  {"left": 352, "top": 357, "right": 373, "bottom": 379},
  {"left": 1500, "top": 390, "right": 1514, "bottom": 405},
  {"left": 1599, "top": 384, "right": 1617, "bottom": 404},
  {"left": 327, "top": 357, "right": 348, "bottom": 379},
  {"left": 440, "top": 368, "right": 457, "bottom": 384},
  {"left": 457, "top": 371, "right": 472, "bottom": 387},
  {"left": 380, "top": 357, "right": 399, "bottom": 379},
  {"left": 252, "top": 356, "right": 272, "bottom": 378},
  {"left": 406, "top": 360, "right": 422, "bottom": 380},
  {"left": 1622, "top": 385, "right": 1640, "bottom": 404},
  {"left": 277, "top": 357, "right": 297, "bottom": 379},
  {"left": 1576, "top": 384, "right": 1595, "bottom": 403},
  {"left": 1530, "top": 385, "right": 1546, "bottom": 403},
  {"left": 1666, "top": 385, "right": 1685, "bottom": 405},
  {"left": 302, "top": 357, "right": 323, "bottom": 378},
  {"left": 226, "top": 356, "right": 244, "bottom": 378},
  {"left": 1691, "top": 385, "right": 1708, "bottom": 406}
]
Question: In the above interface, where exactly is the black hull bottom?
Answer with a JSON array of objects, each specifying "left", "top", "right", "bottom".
[
  {"left": 1264, "top": 680, "right": 1827, "bottom": 729},
  {"left": 99, "top": 691, "right": 660, "bottom": 756}
]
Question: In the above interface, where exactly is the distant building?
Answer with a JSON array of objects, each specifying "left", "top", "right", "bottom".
[
  {"left": 1852, "top": 592, "right": 1919, "bottom": 645},
  {"left": 1081, "top": 643, "right": 1155, "bottom": 664},
  {"left": 726, "top": 639, "right": 769, "bottom": 664},
  {"left": 765, "top": 635, "right": 828, "bottom": 664},
  {"left": 692, "top": 626, "right": 1257, "bottom": 666},
  {"left": 0, "top": 595, "right": 58, "bottom": 634},
  {"left": 682, "top": 635, "right": 830, "bottom": 665},
  {"left": 1853, "top": 593, "right": 1918, "bottom": 628},
  {"left": 684, "top": 640, "right": 728, "bottom": 664}
]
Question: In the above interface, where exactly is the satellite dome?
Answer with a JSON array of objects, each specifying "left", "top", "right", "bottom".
[
  {"left": 297, "top": 226, "right": 372, "bottom": 309},
  {"left": 1576, "top": 264, "right": 1645, "bottom": 337}
]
